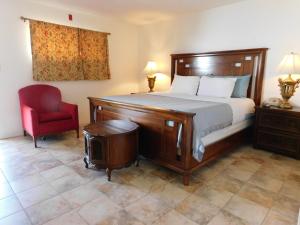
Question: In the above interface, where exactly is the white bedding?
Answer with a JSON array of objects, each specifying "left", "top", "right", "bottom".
[
  {"left": 150, "top": 92, "right": 255, "bottom": 124},
  {"left": 202, "top": 119, "right": 253, "bottom": 146}
]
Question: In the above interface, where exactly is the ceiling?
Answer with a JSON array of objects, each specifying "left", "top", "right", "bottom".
[{"left": 33, "top": 0, "right": 246, "bottom": 25}]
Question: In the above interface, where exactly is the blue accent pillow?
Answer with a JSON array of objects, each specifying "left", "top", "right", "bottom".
[{"left": 231, "top": 75, "right": 251, "bottom": 98}]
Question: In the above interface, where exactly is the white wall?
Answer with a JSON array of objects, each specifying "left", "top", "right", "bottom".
[
  {"left": 138, "top": 0, "right": 300, "bottom": 106},
  {"left": 0, "top": 0, "right": 139, "bottom": 138}
]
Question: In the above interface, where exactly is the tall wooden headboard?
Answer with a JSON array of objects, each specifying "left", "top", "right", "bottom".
[{"left": 171, "top": 48, "right": 268, "bottom": 105}]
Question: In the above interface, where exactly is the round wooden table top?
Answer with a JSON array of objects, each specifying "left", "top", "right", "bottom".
[{"left": 83, "top": 120, "right": 139, "bottom": 137}]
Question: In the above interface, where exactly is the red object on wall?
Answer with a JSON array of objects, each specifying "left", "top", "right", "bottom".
[
  {"left": 68, "top": 14, "right": 73, "bottom": 21},
  {"left": 18, "top": 85, "right": 79, "bottom": 147}
]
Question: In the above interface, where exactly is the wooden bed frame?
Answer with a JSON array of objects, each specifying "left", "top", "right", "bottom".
[{"left": 88, "top": 48, "right": 268, "bottom": 185}]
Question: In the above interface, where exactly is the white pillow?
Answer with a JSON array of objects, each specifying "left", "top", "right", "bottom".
[
  {"left": 170, "top": 75, "right": 200, "bottom": 95},
  {"left": 197, "top": 76, "right": 237, "bottom": 98}
]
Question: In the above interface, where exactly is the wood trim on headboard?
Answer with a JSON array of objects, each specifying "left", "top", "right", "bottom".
[{"left": 170, "top": 48, "right": 268, "bottom": 106}]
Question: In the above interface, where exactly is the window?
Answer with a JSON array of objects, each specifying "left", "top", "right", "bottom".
[{"left": 29, "top": 20, "right": 110, "bottom": 81}]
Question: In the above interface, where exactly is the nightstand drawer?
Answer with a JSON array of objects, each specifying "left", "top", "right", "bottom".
[
  {"left": 256, "top": 131, "right": 299, "bottom": 155},
  {"left": 258, "top": 112, "right": 300, "bottom": 133}
]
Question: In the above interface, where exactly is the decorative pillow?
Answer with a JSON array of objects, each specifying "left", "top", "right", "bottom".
[
  {"left": 231, "top": 75, "right": 251, "bottom": 98},
  {"left": 170, "top": 75, "right": 200, "bottom": 95},
  {"left": 197, "top": 76, "right": 237, "bottom": 98}
]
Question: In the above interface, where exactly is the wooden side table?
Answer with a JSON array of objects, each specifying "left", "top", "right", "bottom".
[
  {"left": 83, "top": 120, "right": 139, "bottom": 181},
  {"left": 254, "top": 106, "right": 300, "bottom": 159}
]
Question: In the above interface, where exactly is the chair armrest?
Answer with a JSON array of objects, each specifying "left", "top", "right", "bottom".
[
  {"left": 59, "top": 102, "right": 79, "bottom": 122},
  {"left": 21, "top": 105, "right": 39, "bottom": 135}
]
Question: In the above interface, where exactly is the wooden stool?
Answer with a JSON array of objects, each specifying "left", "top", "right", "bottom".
[{"left": 83, "top": 120, "right": 139, "bottom": 181}]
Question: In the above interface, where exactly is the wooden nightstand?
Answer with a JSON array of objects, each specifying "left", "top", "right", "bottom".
[{"left": 254, "top": 106, "right": 300, "bottom": 159}]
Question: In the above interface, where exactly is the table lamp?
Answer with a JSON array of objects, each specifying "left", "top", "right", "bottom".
[
  {"left": 144, "top": 61, "right": 157, "bottom": 92},
  {"left": 277, "top": 52, "right": 300, "bottom": 109}
]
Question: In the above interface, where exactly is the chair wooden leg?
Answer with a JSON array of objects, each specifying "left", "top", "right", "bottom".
[
  {"left": 76, "top": 129, "right": 79, "bottom": 138},
  {"left": 23, "top": 130, "right": 27, "bottom": 136},
  {"left": 33, "top": 137, "right": 37, "bottom": 148}
]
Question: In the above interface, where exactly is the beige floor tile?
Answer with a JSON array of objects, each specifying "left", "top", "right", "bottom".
[
  {"left": 49, "top": 150, "right": 82, "bottom": 164},
  {"left": 96, "top": 209, "right": 145, "bottom": 225},
  {"left": 230, "top": 159, "right": 262, "bottom": 173},
  {"left": 128, "top": 174, "right": 168, "bottom": 193},
  {"left": 43, "top": 210, "right": 88, "bottom": 225},
  {"left": 98, "top": 182, "right": 146, "bottom": 208},
  {"left": 32, "top": 152, "right": 63, "bottom": 172},
  {"left": 280, "top": 183, "right": 300, "bottom": 201},
  {"left": 207, "top": 210, "right": 251, "bottom": 225},
  {"left": 240, "top": 150, "right": 271, "bottom": 164},
  {"left": 256, "top": 164, "right": 290, "bottom": 181},
  {"left": 153, "top": 209, "right": 198, "bottom": 225},
  {"left": 0, "top": 210, "right": 31, "bottom": 225},
  {"left": 272, "top": 194, "right": 300, "bottom": 221},
  {"left": 17, "top": 183, "right": 57, "bottom": 208},
  {"left": 150, "top": 167, "right": 178, "bottom": 181},
  {"left": 262, "top": 210, "right": 297, "bottom": 225},
  {"left": 224, "top": 196, "right": 269, "bottom": 225},
  {"left": 26, "top": 195, "right": 72, "bottom": 225},
  {"left": 78, "top": 195, "right": 121, "bottom": 225},
  {"left": 221, "top": 166, "right": 254, "bottom": 182},
  {"left": 170, "top": 175, "right": 205, "bottom": 194},
  {"left": 125, "top": 195, "right": 171, "bottom": 225},
  {"left": 68, "top": 159, "right": 105, "bottom": 180},
  {"left": 10, "top": 173, "right": 46, "bottom": 193},
  {"left": 0, "top": 196, "right": 22, "bottom": 219},
  {"left": 1, "top": 162, "right": 38, "bottom": 182},
  {"left": 248, "top": 173, "right": 283, "bottom": 193},
  {"left": 175, "top": 195, "right": 220, "bottom": 225},
  {"left": 40, "top": 165, "right": 76, "bottom": 182},
  {"left": 50, "top": 173, "right": 89, "bottom": 193},
  {"left": 61, "top": 182, "right": 104, "bottom": 208},
  {"left": 0, "top": 182, "right": 13, "bottom": 199},
  {"left": 194, "top": 185, "right": 233, "bottom": 208},
  {"left": 113, "top": 165, "right": 146, "bottom": 184},
  {"left": 192, "top": 166, "right": 223, "bottom": 182},
  {"left": 238, "top": 184, "right": 276, "bottom": 208},
  {"left": 149, "top": 182, "right": 190, "bottom": 207},
  {"left": 207, "top": 174, "right": 244, "bottom": 194}
]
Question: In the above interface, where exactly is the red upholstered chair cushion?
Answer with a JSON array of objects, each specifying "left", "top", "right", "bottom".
[{"left": 39, "top": 112, "right": 72, "bottom": 123}]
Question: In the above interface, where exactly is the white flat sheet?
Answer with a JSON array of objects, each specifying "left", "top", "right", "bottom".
[
  {"left": 202, "top": 118, "right": 253, "bottom": 146},
  {"left": 150, "top": 92, "right": 255, "bottom": 124}
]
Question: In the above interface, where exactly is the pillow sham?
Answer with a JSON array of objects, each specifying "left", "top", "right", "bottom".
[
  {"left": 170, "top": 74, "right": 200, "bottom": 95},
  {"left": 231, "top": 75, "right": 251, "bottom": 98},
  {"left": 197, "top": 76, "right": 237, "bottom": 98},
  {"left": 207, "top": 75, "right": 251, "bottom": 98}
]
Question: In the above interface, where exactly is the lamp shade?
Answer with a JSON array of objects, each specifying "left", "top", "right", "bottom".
[
  {"left": 278, "top": 52, "right": 300, "bottom": 75},
  {"left": 144, "top": 61, "right": 157, "bottom": 75}
]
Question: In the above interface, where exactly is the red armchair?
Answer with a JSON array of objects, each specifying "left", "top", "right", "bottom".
[{"left": 18, "top": 84, "right": 79, "bottom": 147}]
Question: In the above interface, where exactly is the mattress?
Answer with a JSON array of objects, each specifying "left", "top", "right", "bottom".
[{"left": 202, "top": 118, "right": 253, "bottom": 146}]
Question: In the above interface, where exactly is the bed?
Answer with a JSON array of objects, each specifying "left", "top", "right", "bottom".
[{"left": 88, "top": 48, "right": 268, "bottom": 185}]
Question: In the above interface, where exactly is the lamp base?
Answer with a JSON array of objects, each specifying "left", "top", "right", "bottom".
[
  {"left": 279, "top": 100, "right": 292, "bottom": 109},
  {"left": 147, "top": 76, "right": 156, "bottom": 93}
]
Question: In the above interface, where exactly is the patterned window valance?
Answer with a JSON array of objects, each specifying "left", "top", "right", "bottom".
[{"left": 29, "top": 20, "right": 110, "bottom": 81}]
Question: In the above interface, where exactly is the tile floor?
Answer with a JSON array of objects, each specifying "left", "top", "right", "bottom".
[{"left": 0, "top": 132, "right": 299, "bottom": 225}]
